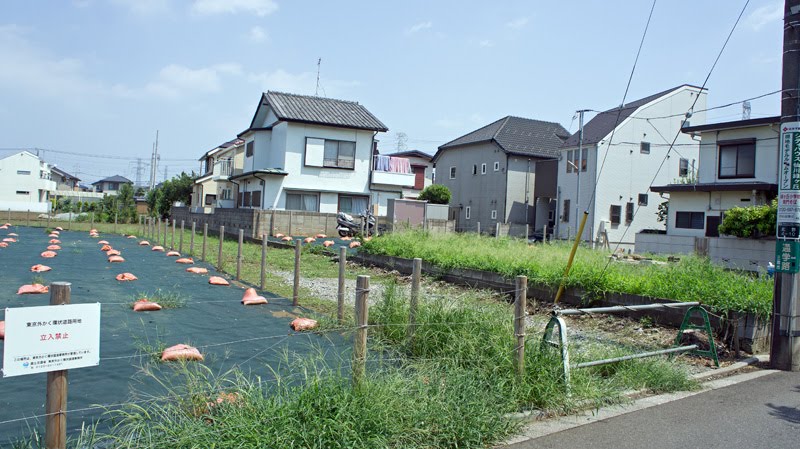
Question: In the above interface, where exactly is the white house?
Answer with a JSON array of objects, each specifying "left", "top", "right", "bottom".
[
  {"left": 557, "top": 85, "right": 707, "bottom": 247},
  {"left": 232, "top": 91, "right": 388, "bottom": 215},
  {"left": 0, "top": 151, "right": 56, "bottom": 213},
  {"left": 650, "top": 116, "right": 779, "bottom": 237},
  {"left": 370, "top": 149, "right": 434, "bottom": 215},
  {"left": 192, "top": 138, "right": 244, "bottom": 211}
]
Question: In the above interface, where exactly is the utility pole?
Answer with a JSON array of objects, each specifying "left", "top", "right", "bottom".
[
  {"left": 149, "top": 130, "right": 159, "bottom": 190},
  {"left": 773, "top": 0, "right": 800, "bottom": 371}
]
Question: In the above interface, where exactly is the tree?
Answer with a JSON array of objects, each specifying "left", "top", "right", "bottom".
[
  {"left": 418, "top": 184, "right": 451, "bottom": 204},
  {"left": 718, "top": 199, "right": 777, "bottom": 238},
  {"left": 146, "top": 172, "right": 197, "bottom": 218}
]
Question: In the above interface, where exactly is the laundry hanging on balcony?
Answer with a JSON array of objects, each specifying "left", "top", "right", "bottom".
[{"left": 375, "top": 155, "right": 412, "bottom": 174}]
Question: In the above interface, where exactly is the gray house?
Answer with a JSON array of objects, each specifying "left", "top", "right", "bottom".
[
  {"left": 433, "top": 116, "right": 570, "bottom": 234},
  {"left": 92, "top": 175, "right": 133, "bottom": 193}
]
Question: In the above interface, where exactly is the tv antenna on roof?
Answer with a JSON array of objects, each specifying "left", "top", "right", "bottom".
[
  {"left": 742, "top": 100, "right": 751, "bottom": 120},
  {"left": 315, "top": 58, "right": 322, "bottom": 96}
]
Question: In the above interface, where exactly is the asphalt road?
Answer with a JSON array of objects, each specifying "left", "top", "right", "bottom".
[{"left": 506, "top": 370, "right": 800, "bottom": 449}]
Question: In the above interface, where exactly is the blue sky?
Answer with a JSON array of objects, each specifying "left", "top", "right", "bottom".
[{"left": 0, "top": 0, "right": 785, "bottom": 185}]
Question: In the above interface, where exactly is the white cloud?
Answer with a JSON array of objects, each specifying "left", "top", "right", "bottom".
[
  {"left": 406, "top": 21, "right": 432, "bottom": 35},
  {"left": 145, "top": 63, "right": 242, "bottom": 98},
  {"left": 478, "top": 39, "right": 493, "bottom": 48},
  {"left": 191, "top": 0, "right": 278, "bottom": 16},
  {"left": 745, "top": 2, "right": 782, "bottom": 31},
  {"left": 248, "top": 25, "right": 268, "bottom": 43},
  {"left": 506, "top": 17, "right": 529, "bottom": 29},
  {"left": 110, "top": 0, "right": 171, "bottom": 15}
]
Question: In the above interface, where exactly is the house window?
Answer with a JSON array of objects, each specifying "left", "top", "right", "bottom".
[
  {"left": 204, "top": 194, "right": 217, "bottom": 206},
  {"left": 494, "top": 161, "right": 500, "bottom": 171},
  {"left": 718, "top": 141, "right": 755, "bottom": 178},
  {"left": 323, "top": 140, "right": 356, "bottom": 169},
  {"left": 246, "top": 141, "right": 254, "bottom": 157},
  {"left": 562, "top": 199, "right": 570, "bottom": 222},
  {"left": 638, "top": 193, "right": 648, "bottom": 206},
  {"left": 250, "top": 190, "right": 262, "bottom": 208},
  {"left": 675, "top": 211, "right": 705, "bottom": 229},
  {"left": 472, "top": 164, "right": 478, "bottom": 175},
  {"left": 572, "top": 150, "right": 579, "bottom": 173},
  {"left": 566, "top": 150, "right": 573, "bottom": 173},
  {"left": 640, "top": 142, "right": 650, "bottom": 154},
  {"left": 491, "top": 210, "right": 497, "bottom": 220},
  {"left": 339, "top": 195, "right": 369, "bottom": 214},
  {"left": 220, "top": 188, "right": 232, "bottom": 200},
  {"left": 16, "top": 190, "right": 29, "bottom": 195},
  {"left": 481, "top": 163, "right": 487, "bottom": 174},
  {"left": 465, "top": 206, "right": 471, "bottom": 220},
  {"left": 450, "top": 166, "right": 456, "bottom": 179},
  {"left": 625, "top": 202, "right": 634, "bottom": 224},
  {"left": 679, "top": 158, "right": 689, "bottom": 177},
  {"left": 610, "top": 205, "right": 622, "bottom": 225},
  {"left": 286, "top": 192, "right": 319, "bottom": 211},
  {"left": 581, "top": 148, "right": 588, "bottom": 171},
  {"left": 16, "top": 170, "right": 31, "bottom": 175}
]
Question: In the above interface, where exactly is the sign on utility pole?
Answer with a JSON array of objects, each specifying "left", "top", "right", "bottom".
[{"left": 772, "top": 0, "right": 800, "bottom": 372}]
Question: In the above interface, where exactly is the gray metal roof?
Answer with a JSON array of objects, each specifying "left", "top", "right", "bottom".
[
  {"left": 263, "top": 91, "right": 388, "bottom": 132},
  {"left": 92, "top": 175, "right": 132, "bottom": 185},
  {"left": 436, "top": 116, "right": 570, "bottom": 160},
  {"left": 562, "top": 85, "right": 702, "bottom": 148}
]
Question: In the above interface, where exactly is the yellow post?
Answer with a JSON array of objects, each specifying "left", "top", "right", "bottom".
[{"left": 554, "top": 211, "right": 589, "bottom": 304}]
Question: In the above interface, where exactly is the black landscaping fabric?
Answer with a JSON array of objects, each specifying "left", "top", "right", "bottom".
[{"left": 0, "top": 225, "right": 345, "bottom": 444}]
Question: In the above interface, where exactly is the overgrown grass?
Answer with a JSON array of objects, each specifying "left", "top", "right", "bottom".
[
  {"left": 363, "top": 230, "right": 773, "bottom": 317},
  {"left": 131, "top": 288, "right": 187, "bottom": 309}
]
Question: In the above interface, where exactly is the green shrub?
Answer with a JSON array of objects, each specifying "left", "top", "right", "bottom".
[
  {"left": 417, "top": 184, "right": 451, "bottom": 205},
  {"left": 718, "top": 199, "right": 777, "bottom": 238}
]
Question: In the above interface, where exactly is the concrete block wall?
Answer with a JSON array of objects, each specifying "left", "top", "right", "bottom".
[
  {"left": 635, "top": 233, "right": 695, "bottom": 255},
  {"left": 635, "top": 232, "right": 776, "bottom": 273}
]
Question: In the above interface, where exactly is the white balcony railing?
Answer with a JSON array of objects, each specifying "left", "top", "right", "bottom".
[{"left": 213, "top": 159, "right": 233, "bottom": 178}]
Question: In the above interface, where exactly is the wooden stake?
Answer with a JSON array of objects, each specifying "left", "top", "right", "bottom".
[
  {"left": 477, "top": 221, "right": 481, "bottom": 235},
  {"left": 190, "top": 221, "right": 196, "bottom": 256},
  {"left": 353, "top": 275, "right": 370, "bottom": 386},
  {"left": 514, "top": 275, "right": 527, "bottom": 379},
  {"left": 217, "top": 225, "right": 225, "bottom": 271},
  {"left": 260, "top": 235, "right": 267, "bottom": 291},
  {"left": 171, "top": 219, "right": 176, "bottom": 249},
  {"left": 67, "top": 209, "right": 72, "bottom": 231},
  {"left": 495, "top": 222, "right": 500, "bottom": 238},
  {"left": 113, "top": 212, "right": 117, "bottom": 233},
  {"left": 236, "top": 229, "right": 243, "bottom": 280},
  {"left": 407, "top": 257, "right": 422, "bottom": 343},
  {"left": 27, "top": 209, "right": 30, "bottom": 227},
  {"left": 292, "top": 239, "right": 301, "bottom": 306},
  {"left": 338, "top": 246, "right": 346, "bottom": 324},
  {"left": 45, "top": 282, "right": 71, "bottom": 449},
  {"left": 179, "top": 220, "right": 185, "bottom": 253},
  {"left": 202, "top": 223, "right": 208, "bottom": 261},
  {"left": 156, "top": 218, "right": 160, "bottom": 242}
]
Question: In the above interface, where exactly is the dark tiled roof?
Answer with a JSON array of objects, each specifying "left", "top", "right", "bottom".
[
  {"left": 436, "top": 116, "right": 569, "bottom": 160},
  {"left": 562, "top": 85, "right": 702, "bottom": 148},
  {"left": 92, "top": 175, "right": 132, "bottom": 185},
  {"left": 682, "top": 116, "right": 780, "bottom": 134},
  {"left": 51, "top": 166, "right": 80, "bottom": 181},
  {"left": 264, "top": 91, "right": 388, "bottom": 132},
  {"left": 387, "top": 150, "right": 433, "bottom": 161},
  {"left": 200, "top": 138, "right": 243, "bottom": 160}
]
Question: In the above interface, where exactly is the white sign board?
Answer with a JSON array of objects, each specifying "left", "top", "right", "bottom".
[
  {"left": 778, "top": 122, "right": 800, "bottom": 239},
  {"left": 2, "top": 303, "right": 101, "bottom": 378}
]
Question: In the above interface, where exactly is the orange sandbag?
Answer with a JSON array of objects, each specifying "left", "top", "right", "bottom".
[
  {"left": 349, "top": 241, "right": 361, "bottom": 248},
  {"left": 47, "top": 245, "right": 61, "bottom": 251},
  {"left": 186, "top": 267, "right": 208, "bottom": 274},
  {"left": 290, "top": 317, "right": 318, "bottom": 331},
  {"left": 98, "top": 240, "right": 109, "bottom": 245},
  {"left": 41, "top": 251, "right": 57, "bottom": 258},
  {"left": 303, "top": 237, "right": 316, "bottom": 244},
  {"left": 115, "top": 272, "right": 137, "bottom": 281},
  {"left": 2, "top": 222, "right": 9, "bottom": 226},
  {"left": 17, "top": 284, "right": 49, "bottom": 295},
  {"left": 55, "top": 227, "right": 63, "bottom": 231},
  {"left": 0, "top": 242, "right": 7, "bottom": 248},
  {"left": 108, "top": 255, "right": 125, "bottom": 263},
  {"left": 100, "top": 244, "right": 112, "bottom": 251},
  {"left": 106, "top": 249, "right": 121, "bottom": 256},
  {"left": 132, "top": 299, "right": 162, "bottom": 312},
  {"left": 206, "top": 392, "right": 240, "bottom": 409},
  {"left": 49, "top": 239, "right": 60, "bottom": 244},
  {"left": 322, "top": 240, "right": 335, "bottom": 247},
  {"left": 281, "top": 236, "right": 292, "bottom": 242},
  {"left": 241, "top": 288, "right": 268, "bottom": 305},
  {"left": 274, "top": 233, "right": 285, "bottom": 238},
  {"left": 0, "top": 225, "right": 7, "bottom": 230},
  {"left": 139, "top": 240, "right": 150, "bottom": 246},
  {"left": 152, "top": 246, "right": 165, "bottom": 252},
  {"left": 48, "top": 234, "right": 59, "bottom": 238},
  {"left": 341, "top": 236, "right": 352, "bottom": 241},
  {"left": 166, "top": 251, "right": 180, "bottom": 257},
  {"left": 315, "top": 233, "right": 327, "bottom": 239},
  {"left": 3, "top": 238, "right": 16, "bottom": 243},
  {"left": 90, "top": 228, "right": 98, "bottom": 233},
  {"left": 161, "top": 344, "right": 204, "bottom": 362},
  {"left": 30, "top": 264, "right": 51, "bottom": 272},
  {"left": 175, "top": 257, "right": 193, "bottom": 264},
  {"left": 0, "top": 320, "right": 4, "bottom": 340},
  {"left": 8, "top": 233, "right": 18, "bottom": 237},
  {"left": 208, "top": 276, "right": 229, "bottom": 286},
  {"left": 127, "top": 235, "right": 137, "bottom": 239}
]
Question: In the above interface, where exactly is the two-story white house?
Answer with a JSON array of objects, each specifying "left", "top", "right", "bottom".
[
  {"left": 0, "top": 151, "right": 57, "bottom": 213},
  {"left": 557, "top": 85, "right": 707, "bottom": 247},
  {"left": 232, "top": 91, "right": 388, "bottom": 214},
  {"left": 370, "top": 149, "right": 434, "bottom": 215},
  {"left": 649, "top": 116, "right": 779, "bottom": 238},
  {"left": 192, "top": 138, "right": 244, "bottom": 211}
]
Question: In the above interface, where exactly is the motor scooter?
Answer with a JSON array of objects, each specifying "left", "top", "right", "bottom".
[{"left": 337, "top": 211, "right": 375, "bottom": 237}]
